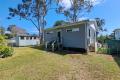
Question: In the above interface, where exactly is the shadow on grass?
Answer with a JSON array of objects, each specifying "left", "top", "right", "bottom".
[
  {"left": 30, "top": 46, "right": 67, "bottom": 55},
  {"left": 30, "top": 46, "right": 86, "bottom": 56},
  {"left": 98, "top": 52, "right": 120, "bottom": 68},
  {"left": 112, "top": 54, "right": 120, "bottom": 68}
]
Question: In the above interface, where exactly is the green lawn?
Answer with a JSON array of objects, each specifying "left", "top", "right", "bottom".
[{"left": 0, "top": 47, "right": 120, "bottom": 80}]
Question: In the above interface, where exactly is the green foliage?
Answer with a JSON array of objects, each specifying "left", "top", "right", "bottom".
[
  {"left": 109, "top": 32, "right": 115, "bottom": 39},
  {"left": 5, "top": 34, "right": 13, "bottom": 39},
  {"left": 0, "top": 35, "right": 6, "bottom": 45},
  {"left": 97, "top": 35, "right": 110, "bottom": 44},
  {"left": 0, "top": 26, "right": 5, "bottom": 35},
  {"left": 0, "top": 46, "right": 13, "bottom": 58},
  {"left": 95, "top": 18, "right": 105, "bottom": 32},
  {"left": 53, "top": 20, "right": 69, "bottom": 27},
  {"left": 97, "top": 48, "right": 108, "bottom": 54},
  {"left": 0, "top": 35, "right": 14, "bottom": 58}
]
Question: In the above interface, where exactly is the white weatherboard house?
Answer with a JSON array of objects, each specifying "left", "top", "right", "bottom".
[
  {"left": 114, "top": 29, "right": 120, "bottom": 40},
  {"left": 44, "top": 20, "right": 98, "bottom": 52},
  {"left": 15, "top": 35, "right": 39, "bottom": 46}
]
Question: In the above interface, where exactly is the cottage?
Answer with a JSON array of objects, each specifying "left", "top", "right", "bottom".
[
  {"left": 15, "top": 35, "right": 39, "bottom": 46},
  {"left": 44, "top": 20, "right": 98, "bottom": 52}
]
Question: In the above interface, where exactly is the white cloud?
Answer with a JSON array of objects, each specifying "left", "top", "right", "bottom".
[
  {"left": 59, "top": 0, "right": 103, "bottom": 10},
  {"left": 90, "top": 0, "right": 103, "bottom": 6},
  {"left": 59, "top": 0, "right": 71, "bottom": 10}
]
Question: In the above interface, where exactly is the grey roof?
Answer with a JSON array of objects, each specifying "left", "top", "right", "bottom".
[
  {"left": 45, "top": 20, "right": 90, "bottom": 31},
  {"left": 45, "top": 19, "right": 97, "bottom": 31},
  {"left": 17, "top": 34, "right": 38, "bottom": 37},
  {"left": 114, "top": 29, "right": 120, "bottom": 32}
]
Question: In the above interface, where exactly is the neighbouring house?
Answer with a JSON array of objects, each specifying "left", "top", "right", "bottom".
[
  {"left": 7, "top": 25, "right": 28, "bottom": 36},
  {"left": 15, "top": 35, "right": 39, "bottom": 46},
  {"left": 5, "top": 31, "right": 11, "bottom": 34},
  {"left": 114, "top": 29, "right": 120, "bottom": 40},
  {"left": 44, "top": 19, "right": 98, "bottom": 52},
  {"left": 8, "top": 37, "right": 16, "bottom": 46}
]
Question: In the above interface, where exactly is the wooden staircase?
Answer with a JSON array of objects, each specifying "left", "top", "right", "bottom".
[{"left": 45, "top": 39, "right": 62, "bottom": 51}]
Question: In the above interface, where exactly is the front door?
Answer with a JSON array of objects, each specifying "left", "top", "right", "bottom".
[{"left": 57, "top": 31, "right": 61, "bottom": 43}]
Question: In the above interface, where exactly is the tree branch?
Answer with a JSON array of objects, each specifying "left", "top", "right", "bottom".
[{"left": 29, "top": 19, "right": 39, "bottom": 31}]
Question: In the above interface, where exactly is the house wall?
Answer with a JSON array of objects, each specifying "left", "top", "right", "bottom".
[
  {"left": 115, "top": 30, "right": 120, "bottom": 40},
  {"left": 16, "top": 36, "right": 39, "bottom": 46},
  {"left": 62, "top": 24, "right": 86, "bottom": 49},
  {"left": 44, "top": 31, "right": 58, "bottom": 42},
  {"left": 87, "top": 21, "right": 97, "bottom": 51},
  {"left": 16, "top": 36, "right": 19, "bottom": 46}
]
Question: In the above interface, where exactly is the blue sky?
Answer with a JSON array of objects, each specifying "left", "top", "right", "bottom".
[{"left": 0, "top": 0, "right": 120, "bottom": 35}]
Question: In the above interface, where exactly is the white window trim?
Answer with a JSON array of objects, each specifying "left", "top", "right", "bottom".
[
  {"left": 72, "top": 28, "right": 79, "bottom": 32},
  {"left": 66, "top": 28, "right": 79, "bottom": 32},
  {"left": 66, "top": 29, "right": 72, "bottom": 32}
]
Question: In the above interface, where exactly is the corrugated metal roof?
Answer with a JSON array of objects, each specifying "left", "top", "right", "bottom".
[{"left": 45, "top": 20, "right": 90, "bottom": 31}]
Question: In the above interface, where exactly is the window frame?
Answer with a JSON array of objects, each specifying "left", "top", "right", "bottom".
[
  {"left": 34, "top": 37, "right": 36, "bottom": 39},
  {"left": 20, "top": 36, "right": 24, "bottom": 40},
  {"left": 89, "top": 29, "right": 91, "bottom": 37},
  {"left": 26, "top": 37, "right": 29, "bottom": 40},
  {"left": 66, "top": 29, "right": 72, "bottom": 32},
  {"left": 30, "top": 37, "right": 33, "bottom": 40},
  {"left": 72, "top": 28, "right": 79, "bottom": 32}
]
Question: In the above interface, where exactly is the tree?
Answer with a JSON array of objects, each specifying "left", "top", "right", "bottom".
[
  {"left": 0, "top": 35, "right": 6, "bottom": 45},
  {"left": 8, "top": 0, "right": 53, "bottom": 44},
  {"left": 56, "top": 0, "right": 93, "bottom": 22},
  {"left": 53, "top": 20, "right": 69, "bottom": 26},
  {"left": 5, "top": 34, "right": 13, "bottom": 39},
  {"left": 95, "top": 18, "right": 105, "bottom": 32},
  {"left": 109, "top": 32, "right": 115, "bottom": 40},
  {"left": 97, "top": 35, "right": 109, "bottom": 44},
  {"left": 7, "top": 25, "right": 27, "bottom": 37},
  {"left": 0, "top": 26, "right": 5, "bottom": 35}
]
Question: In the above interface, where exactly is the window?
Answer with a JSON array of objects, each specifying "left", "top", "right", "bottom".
[
  {"left": 34, "top": 37, "right": 36, "bottom": 39},
  {"left": 47, "top": 31, "right": 53, "bottom": 34},
  {"left": 20, "top": 36, "right": 24, "bottom": 40},
  {"left": 47, "top": 33, "right": 50, "bottom": 34},
  {"left": 66, "top": 28, "right": 79, "bottom": 32},
  {"left": 72, "top": 28, "right": 79, "bottom": 32},
  {"left": 66, "top": 29, "right": 72, "bottom": 32},
  {"left": 89, "top": 29, "right": 91, "bottom": 37},
  {"left": 26, "top": 37, "right": 29, "bottom": 40},
  {"left": 30, "top": 37, "right": 33, "bottom": 40}
]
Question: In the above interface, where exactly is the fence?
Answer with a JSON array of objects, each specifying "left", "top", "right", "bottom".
[{"left": 106, "top": 40, "right": 120, "bottom": 55}]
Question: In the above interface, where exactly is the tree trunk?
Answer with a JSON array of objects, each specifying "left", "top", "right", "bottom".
[
  {"left": 39, "top": 16, "right": 45, "bottom": 45},
  {"left": 39, "top": 25, "right": 43, "bottom": 45},
  {"left": 39, "top": 25, "right": 44, "bottom": 45},
  {"left": 38, "top": 15, "right": 41, "bottom": 46},
  {"left": 38, "top": 30, "right": 41, "bottom": 45}
]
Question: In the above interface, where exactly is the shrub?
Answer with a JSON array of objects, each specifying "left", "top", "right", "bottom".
[
  {"left": 0, "top": 46, "right": 13, "bottom": 58},
  {"left": 0, "top": 35, "right": 14, "bottom": 58},
  {"left": 0, "top": 35, "right": 6, "bottom": 45},
  {"left": 97, "top": 48, "right": 108, "bottom": 54}
]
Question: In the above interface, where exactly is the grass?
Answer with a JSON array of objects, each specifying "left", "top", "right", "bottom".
[{"left": 0, "top": 47, "right": 120, "bottom": 80}]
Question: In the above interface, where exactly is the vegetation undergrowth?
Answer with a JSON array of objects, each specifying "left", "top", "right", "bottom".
[{"left": 0, "top": 35, "right": 13, "bottom": 58}]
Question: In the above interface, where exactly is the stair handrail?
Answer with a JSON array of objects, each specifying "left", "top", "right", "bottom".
[
  {"left": 45, "top": 41, "right": 49, "bottom": 50},
  {"left": 52, "top": 40, "right": 57, "bottom": 52}
]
